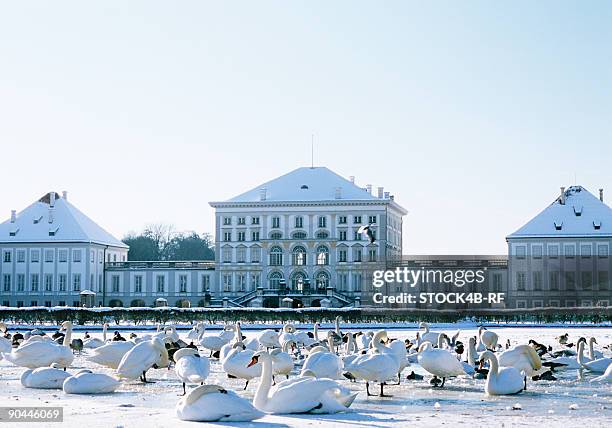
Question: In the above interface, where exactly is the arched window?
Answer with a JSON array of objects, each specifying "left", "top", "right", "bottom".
[
  {"left": 269, "top": 246, "right": 283, "bottom": 266},
  {"left": 316, "top": 245, "right": 329, "bottom": 265},
  {"left": 316, "top": 271, "right": 329, "bottom": 290},
  {"left": 291, "top": 271, "right": 307, "bottom": 291},
  {"left": 292, "top": 231, "right": 307, "bottom": 239},
  {"left": 292, "top": 246, "right": 307, "bottom": 266},
  {"left": 316, "top": 230, "right": 329, "bottom": 239},
  {"left": 270, "top": 231, "right": 283, "bottom": 240},
  {"left": 269, "top": 272, "right": 283, "bottom": 290}
]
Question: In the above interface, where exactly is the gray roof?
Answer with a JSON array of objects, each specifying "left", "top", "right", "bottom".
[
  {"left": 508, "top": 186, "right": 612, "bottom": 238},
  {"left": 0, "top": 192, "right": 128, "bottom": 248}
]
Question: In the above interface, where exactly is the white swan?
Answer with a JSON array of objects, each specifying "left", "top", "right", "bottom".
[
  {"left": 258, "top": 329, "right": 281, "bottom": 349},
  {"left": 480, "top": 351, "right": 524, "bottom": 395},
  {"left": 590, "top": 363, "right": 612, "bottom": 383},
  {"left": 174, "top": 348, "right": 210, "bottom": 395},
  {"left": 294, "top": 323, "right": 319, "bottom": 348},
  {"left": 87, "top": 340, "right": 135, "bottom": 369},
  {"left": 477, "top": 326, "right": 499, "bottom": 352},
  {"left": 176, "top": 384, "right": 264, "bottom": 422},
  {"left": 63, "top": 370, "right": 120, "bottom": 394},
  {"left": 222, "top": 342, "right": 261, "bottom": 389},
  {"left": 343, "top": 330, "right": 401, "bottom": 396},
  {"left": 300, "top": 336, "right": 343, "bottom": 380},
  {"left": 20, "top": 367, "right": 71, "bottom": 389},
  {"left": 248, "top": 350, "right": 357, "bottom": 414},
  {"left": 83, "top": 323, "right": 108, "bottom": 349},
  {"left": 356, "top": 331, "right": 374, "bottom": 351},
  {"left": 417, "top": 342, "right": 466, "bottom": 388},
  {"left": 578, "top": 341, "right": 611, "bottom": 373},
  {"left": 587, "top": 337, "right": 604, "bottom": 360},
  {"left": 117, "top": 337, "right": 169, "bottom": 382},
  {"left": 498, "top": 344, "right": 542, "bottom": 390},
  {"left": 419, "top": 322, "right": 440, "bottom": 346},
  {"left": 3, "top": 321, "right": 74, "bottom": 369},
  {"left": 0, "top": 322, "right": 12, "bottom": 357},
  {"left": 199, "top": 326, "right": 234, "bottom": 356},
  {"left": 186, "top": 322, "right": 204, "bottom": 341},
  {"left": 279, "top": 324, "right": 297, "bottom": 349},
  {"left": 271, "top": 340, "right": 295, "bottom": 379}
]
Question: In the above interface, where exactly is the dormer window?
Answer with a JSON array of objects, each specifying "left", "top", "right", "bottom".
[
  {"left": 593, "top": 221, "right": 602, "bottom": 230},
  {"left": 9, "top": 228, "right": 19, "bottom": 237},
  {"left": 33, "top": 215, "right": 43, "bottom": 224},
  {"left": 49, "top": 227, "right": 59, "bottom": 236},
  {"left": 300, "top": 184, "right": 309, "bottom": 189},
  {"left": 554, "top": 221, "right": 563, "bottom": 231},
  {"left": 573, "top": 206, "right": 583, "bottom": 216}
]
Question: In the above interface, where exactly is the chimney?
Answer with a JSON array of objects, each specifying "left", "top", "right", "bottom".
[
  {"left": 335, "top": 187, "right": 342, "bottom": 199},
  {"left": 599, "top": 188, "right": 604, "bottom": 202},
  {"left": 10, "top": 210, "right": 16, "bottom": 223},
  {"left": 62, "top": 190, "right": 68, "bottom": 201},
  {"left": 384, "top": 191, "right": 390, "bottom": 199},
  {"left": 390, "top": 195, "right": 395, "bottom": 200},
  {"left": 48, "top": 207, "right": 54, "bottom": 224},
  {"left": 377, "top": 187, "right": 384, "bottom": 199},
  {"left": 366, "top": 184, "right": 372, "bottom": 194},
  {"left": 49, "top": 192, "right": 56, "bottom": 207},
  {"left": 349, "top": 176, "right": 355, "bottom": 184},
  {"left": 560, "top": 187, "right": 566, "bottom": 205},
  {"left": 259, "top": 188, "right": 267, "bottom": 201}
]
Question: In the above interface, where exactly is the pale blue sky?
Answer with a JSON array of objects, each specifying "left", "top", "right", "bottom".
[{"left": 1, "top": 2, "right": 611, "bottom": 254}]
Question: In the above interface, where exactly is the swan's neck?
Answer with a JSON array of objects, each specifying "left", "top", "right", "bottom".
[
  {"left": 63, "top": 324, "right": 72, "bottom": 348},
  {"left": 577, "top": 343, "right": 586, "bottom": 365},
  {"left": 282, "top": 340, "right": 291, "bottom": 353},
  {"left": 314, "top": 324, "right": 319, "bottom": 341},
  {"left": 467, "top": 341, "right": 477, "bottom": 365},
  {"left": 422, "top": 323, "right": 429, "bottom": 334},
  {"left": 102, "top": 324, "right": 107, "bottom": 342},
  {"left": 372, "top": 333, "right": 386, "bottom": 353},
  {"left": 486, "top": 355, "right": 499, "bottom": 379},
  {"left": 236, "top": 324, "right": 242, "bottom": 343},
  {"left": 335, "top": 318, "right": 340, "bottom": 334},
  {"left": 327, "top": 336, "right": 334, "bottom": 352},
  {"left": 254, "top": 354, "right": 273, "bottom": 410},
  {"left": 346, "top": 334, "right": 355, "bottom": 354},
  {"left": 588, "top": 340, "right": 594, "bottom": 359}
]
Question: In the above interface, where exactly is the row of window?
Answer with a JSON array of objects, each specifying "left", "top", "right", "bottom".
[
  {"left": 514, "top": 243, "right": 609, "bottom": 258},
  {"left": 6, "top": 300, "right": 81, "bottom": 308},
  {"left": 515, "top": 299, "right": 609, "bottom": 308},
  {"left": 104, "top": 274, "right": 212, "bottom": 294},
  {"left": 2, "top": 249, "right": 126, "bottom": 264},
  {"left": 515, "top": 270, "right": 609, "bottom": 291},
  {"left": 2, "top": 273, "right": 82, "bottom": 292},
  {"left": 222, "top": 228, "right": 376, "bottom": 242},
  {"left": 221, "top": 245, "right": 377, "bottom": 264},
  {"left": 223, "top": 215, "right": 377, "bottom": 227}
]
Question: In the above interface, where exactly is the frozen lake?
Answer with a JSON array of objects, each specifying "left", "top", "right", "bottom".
[{"left": 1, "top": 325, "right": 611, "bottom": 427}]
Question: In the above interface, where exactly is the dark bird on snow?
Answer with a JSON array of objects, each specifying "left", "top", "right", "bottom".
[
  {"left": 357, "top": 224, "right": 376, "bottom": 244},
  {"left": 542, "top": 361, "right": 568, "bottom": 372},
  {"left": 112, "top": 331, "right": 126, "bottom": 341},
  {"left": 70, "top": 338, "right": 84, "bottom": 354},
  {"left": 406, "top": 371, "right": 424, "bottom": 381},
  {"left": 532, "top": 370, "right": 556, "bottom": 381}
]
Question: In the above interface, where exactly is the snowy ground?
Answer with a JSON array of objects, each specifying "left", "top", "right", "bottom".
[{"left": 1, "top": 326, "right": 611, "bottom": 428}]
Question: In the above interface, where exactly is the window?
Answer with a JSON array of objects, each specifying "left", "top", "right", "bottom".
[
  {"left": 112, "top": 275, "right": 120, "bottom": 293},
  {"left": 58, "top": 300, "right": 65, "bottom": 306},
  {"left": 581, "top": 271, "right": 592, "bottom": 290},
  {"left": 338, "top": 216, "right": 347, "bottom": 224},
  {"left": 269, "top": 272, "right": 282, "bottom": 290},
  {"left": 292, "top": 231, "right": 307, "bottom": 239},
  {"left": 316, "top": 271, "right": 329, "bottom": 290},
  {"left": 237, "top": 231, "right": 246, "bottom": 242},
  {"left": 90, "top": 250, "right": 95, "bottom": 263},
  {"left": 98, "top": 274, "right": 102, "bottom": 292},
  {"left": 598, "top": 245, "right": 609, "bottom": 258},
  {"left": 516, "top": 272, "right": 526, "bottom": 291},
  {"left": 317, "top": 216, "right": 326, "bottom": 228},
  {"left": 548, "top": 245, "right": 559, "bottom": 258},
  {"left": 250, "top": 246, "right": 261, "bottom": 263},
  {"left": 58, "top": 250, "right": 67, "bottom": 263},
  {"left": 44, "top": 249, "right": 53, "bottom": 263},
  {"left": 581, "top": 300, "right": 593, "bottom": 307},
  {"left": 251, "top": 273, "right": 260, "bottom": 289},
  {"left": 72, "top": 249, "right": 82, "bottom": 263},
  {"left": 73, "top": 274, "right": 81, "bottom": 291},
  {"left": 269, "top": 246, "right": 283, "bottom": 266},
  {"left": 565, "top": 272, "right": 575, "bottom": 290},
  {"left": 272, "top": 217, "right": 280, "bottom": 228},
  {"left": 368, "top": 215, "right": 377, "bottom": 224},
  {"left": 493, "top": 273, "right": 502, "bottom": 292},
  {"left": 201, "top": 275, "right": 210, "bottom": 292},
  {"left": 338, "top": 273, "right": 348, "bottom": 291},
  {"left": 312, "top": 246, "right": 326, "bottom": 265},
  {"left": 516, "top": 300, "right": 527, "bottom": 309},
  {"left": 252, "top": 231, "right": 260, "bottom": 241},
  {"left": 31, "top": 250, "right": 40, "bottom": 263},
  {"left": 515, "top": 246, "right": 526, "bottom": 259},
  {"left": 236, "top": 246, "right": 246, "bottom": 263},
  {"left": 31, "top": 300, "right": 38, "bottom": 307},
  {"left": 3, "top": 274, "right": 10, "bottom": 292},
  {"left": 549, "top": 300, "right": 560, "bottom": 307},
  {"left": 581, "top": 244, "right": 592, "bottom": 258},
  {"left": 113, "top": 254, "right": 117, "bottom": 262},
  {"left": 353, "top": 246, "right": 362, "bottom": 262},
  {"left": 339, "top": 230, "right": 347, "bottom": 241},
  {"left": 223, "top": 231, "right": 232, "bottom": 242},
  {"left": 251, "top": 216, "right": 260, "bottom": 225},
  {"left": 237, "top": 217, "right": 246, "bottom": 225},
  {"left": 549, "top": 271, "right": 559, "bottom": 290},
  {"left": 270, "top": 231, "right": 282, "bottom": 240},
  {"left": 222, "top": 247, "right": 232, "bottom": 263},
  {"left": 99, "top": 251, "right": 103, "bottom": 264},
  {"left": 368, "top": 248, "right": 377, "bottom": 262},
  {"left": 338, "top": 249, "right": 347, "bottom": 262},
  {"left": 354, "top": 230, "right": 362, "bottom": 241},
  {"left": 31, "top": 274, "right": 39, "bottom": 291},
  {"left": 135, "top": 275, "right": 143, "bottom": 293},
  {"left": 315, "top": 230, "right": 329, "bottom": 239},
  {"left": 292, "top": 246, "right": 307, "bottom": 266},
  {"left": 45, "top": 301, "right": 52, "bottom": 308},
  {"left": 532, "top": 246, "right": 543, "bottom": 259},
  {"left": 3, "top": 251, "right": 11, "bottom": 263},
  {"left": 564, "top": 245, "right": 575, "bottom": 258},
  {"left": 156, "top": 276, "right": 165, "bottom": 293},
  {"left": 223, "top": 217, "right": 232, "bottom": 225},
  {"left": 44, "top": 274, "right": 53, "bottom": 291},
  {"left": 223, "top": 274, "right": 232, "bottom": 292},
  {"left": 532, "top": 300, "right": 543, "bottom": 308},
  {"left": 58, "top": 274, "right": 66, "bottom": 292},
  {"left": 295, "top": 216, "right": 303, "bottom": 228},
  {"left": 179, "top": 275, "right": 187, "bottom": 293},
  {"left": 598, "top": 271, "right": 609, "bottom": 290},
  {"left": 2, "top": 301, "right": 8, "bottom": 307},
  {"left": 352, "top": 273, "right": 362, "bottom": 292},
  {"left": 565, "top": 300, "right": 576, "bottom": 307},
  {"left": 16, "top": 301, "right": 23, "bottom": 308},
  {"left": 237, "top": 274, "right": 246, "bottom": 292},
  {"left": 354, "top": 216, "right": 362, "bottom": 224},
  {"left": 72, "top": 301, "right": 80, "bottom": 307},
  {"left": 16, "top": 250, "right": 25, "bottom": 263},
  {"left": 533, "top": 271, "right": 542, "bottom": 291}
]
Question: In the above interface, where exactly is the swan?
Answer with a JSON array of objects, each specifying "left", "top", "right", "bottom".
[
  {"left": 279, "top": 324, "right": 297, "bottom": 349},
  {"left": 236, "top": 322, "right": 259, "bottom": 351},
  {"left": 498, "top": 345, "right": 542, "bottom": 390},
  {"left": 176, "top": 384, "right": 264, "bottom": 422},
  {"left": 83, "top": 323, "right": 108, "bottom": 349},
  {"left": 328, "top": 316, "right": 343, "bottom": 350},
  {"left": 387, "top": 339, "right": 409, "bottom": 383},
  {"left": 199, "top": 326, "right": 234, "bottom": 357},
  {"left": 419, "top": 322, "right": 440, "bottom": 346},
  {"left": 174, "top": 348, "right": 210, "bottom": 395},
  {"left": 258, "top": 329, "right": 281, "bottom": 349},
  {"left": 20, "top": 367, "right": 71, "bottom": 389},
  {"left": 417, "top": 342, "right": 466, "bottom": 388},
  {"left": 587, "top": 337, "right": 604, "bottom": 360},
  {"left": 271, "top": 340, "right": 295, "bottom": 379},
  {"left": 356, "top": 331, "right": 374, "bottom": 350},
  {"left": 3, "top": 321, "right": 74, "bottom": 369},
  {"left": 248, "top": 350, "right": 357, "bottom": 414},
  {"left": 300, "top": 336, "right": 343, "bottom": 379},
  {"left": 63, "top": 370, "right": 120, "bottom": 394},
  {"left": 343, "top": 330, "right": 401, "bottom": 396},
  {"left": 477, "top": 327, "right": 498, "bottom": 352},
  {"left": 0, "top": 323, "right": 12, "bottom": 357},
  {"left": 87, "top": 340, "right": 135, "bottom": 369},
  {"left": 222, "top": 342, "right": 261, "bottom": 390},
  {"left": 480, "top": 351, "right": 523, "bottom": 395},
  {"left": 117, "top": 337, "right": 169, "bottom": 382},
  {"left": 577, "top": 341, "right": 611, "bottom": 373},
  {"left": 590, "top": 363, "right": 612, "bottom": 383}
]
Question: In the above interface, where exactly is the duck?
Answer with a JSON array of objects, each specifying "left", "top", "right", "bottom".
[
  {"left": 87, "top": 340, "right": 135, "bottom": 369},
  {"left": 176, "top": 384, "right": 264, "bottom": 422},
  {"left": 406, "top": 371, "right": 424, "bottom": 381},
  {"left": 117, "top": 337, "right": 169, "bottom": 382},
  {"left": 480, "top": 351, "right": 523, "bottom": 395},
  {"left": 3, "top": 321, "right": 74, "bottom": 369},
  {"left": 577, "top": 341, "right": 612, "bottom": 373},
  {"left": 174, "top": 348, "right": 210, "bottom": 395},
  {"left": 300, "top": 335, "right": 343, "bottom": 380},
  {"left": 498, "top": 345, "right": 543, "bottom": 390},
  {"left": 20, "top": 367, "right": 72, "bottom": 389},
  {"left": 343, "top": 330, "right": 401, "bottom": 396},
  {"left": 63, "top": 370, "right": 120, "bottom": 394},
  {"left": 476, "top": 326, "right": 498, "bottom": 352},
  {"left": 556, "top": 333, "right": 569, "bottom": 345},
  {"left": 417, "top": 341, "right": 466, "bottom": 388},
  {"left": 221, "top": 342, "right": 261, "bottom": 390},
  {"left": 83, "top": 323, "right": 109, "bottom": 349},
  {"left": 112, "top": 331, "right": 126, "bottom": 342},
  {"left": 419, "top": 322, "right": 440, "bottom": 346},
  {"left": 590, "top": 363, "right": 612, "bottom": 383},
  {"left": 528, "top": 339, "right": 549, "bottom": 357},
  {"left": 248, "top": 350, "right": 357, "bottom": 414}
]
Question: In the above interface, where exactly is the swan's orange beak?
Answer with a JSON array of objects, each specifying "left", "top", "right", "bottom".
[{"left": 246, "top": 356, "right": 259, "bottom": 368}]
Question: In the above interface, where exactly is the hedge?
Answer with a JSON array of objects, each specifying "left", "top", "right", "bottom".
[{"left": 0, "top": 306, "right": 610, "bottom": 326}]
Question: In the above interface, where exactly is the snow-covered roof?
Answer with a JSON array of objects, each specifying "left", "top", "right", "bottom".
[
  {"left": 0, "top": 192, "right": 128, "bottom": 248},
  {"left": 508, "top": 186, "right": 612, "bottom": 239}
]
